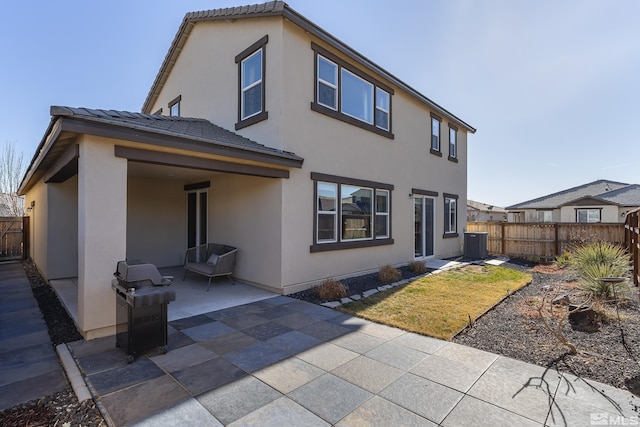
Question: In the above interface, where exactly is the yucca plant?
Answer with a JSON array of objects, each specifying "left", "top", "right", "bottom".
[{"left": 572, "top": 241, "right": 631, "bottom": 298}]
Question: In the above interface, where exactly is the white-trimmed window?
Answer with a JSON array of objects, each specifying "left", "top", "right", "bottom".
[
  {"left": 169, "top": 95, "right": 181, "bottom": 117},
  {"left": 444, "top": 195, "right": 458, "bottom": 235},
  {"left": 317, "top": 182, "right": 338, "bottom": 242},
  {"left": 317, "top": 56, "right": 338, "bottom": 110},
  {"left": 312, "top": 44, "right": 394, "bottom": 138},
  {"left": 375, "top": 88, "right": 390, "bottom": 131},
  {"left": 449, "top": 125, "right": 457, "bottom": 159},
  {"left": 576, "top": 208, "right": 601, "bottom": 223},
  {"left": 431, "top": 115, "right": 441, "bottom": 152},
  {"left": 311, "top": 173, "right": 393, "bottom": 252},
  {"left": 235, "top": 35, "right": 268, "bottom": 130},
  {"left": 375, "top": 189, "right": 389, "bottom": 238},
  {"left": 241, "top": 50, "right": 263, "bottom": 120}
]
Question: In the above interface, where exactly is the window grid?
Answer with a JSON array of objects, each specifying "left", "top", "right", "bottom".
[{"left": 241, "top": 50, "right": 263, "bottom": 120}]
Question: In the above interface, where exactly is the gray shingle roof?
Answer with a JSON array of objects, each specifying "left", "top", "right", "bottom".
[
  {"left": 599, "top": 184, "right": 640, "bottom": 206},
  {"left": 141, "top": 1, "right": 475, "bottom": 134},
  {"left": 506, "top": 179, "right": 631, "bottom": 209},
  {"left": 50, "top": 106, "right": 302, "bottom": 162}
]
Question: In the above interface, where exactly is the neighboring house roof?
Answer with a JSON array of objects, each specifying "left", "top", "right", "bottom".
[
  {"left": 467, "top": 200, "right": 507, "bottom": 214},
  {"left": 19, "top": 106, "right": 304, "bottom": 194},
  {"left": 506, "top": 179, "right": 633, "bottom": 210},
  {"left": 598, "top": 184, "right": 640, "bottom": 206},
  {"left": 141, "top": 1, "right": 476, "bottom": 134}
]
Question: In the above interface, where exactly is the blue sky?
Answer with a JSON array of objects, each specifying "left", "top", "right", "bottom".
[{"left": 2, "top": 0, "right": 639, "bottom": 207}]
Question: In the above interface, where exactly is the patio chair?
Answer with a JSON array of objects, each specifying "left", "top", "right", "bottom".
[{"left": 183, "top": 243, "right": 237, "bottom": 291}]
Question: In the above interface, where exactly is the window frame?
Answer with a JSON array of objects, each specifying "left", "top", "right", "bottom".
[
  {"left": 316, "top": 181, "right": 338, "bottom": 243},
  {"left": 311, "top": 172, "right": 394, "bottom": 252},
  {"left": 311, "top": 43, "right": 394, "bottom": 139},
  {"left": 535, "top": 210, "right": 553, "bottom": 222},
  {"left": 443, "top": 193, "right": 458, "bottom": 237},
  {"left": 375, "top": 189, "right": 390, "bottom": 238},
  {"left": 430, "top": 113, "right": 442, "bottom": 156},
  {"left": 169, "top": 95, "right": 181, "bottom": 117},
  {"left": 317, "top": 55, "right": 338, "bottom": 110},
  {"left": 448, "top": 124, "right": 458, "bottom": 162},
  {"left": 235, "top": 35, "right": 269, "bottom": 130},
  {"left": 575, "top": 208, "right": 601, "bottom": 223}
]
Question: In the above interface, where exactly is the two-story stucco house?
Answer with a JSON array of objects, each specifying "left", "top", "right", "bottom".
[
  {"left": 506, "top": 179, "right": 640, "bottom": 223},
  {"left": 19, "top": 1, "right": 475, "bottom": 339}
]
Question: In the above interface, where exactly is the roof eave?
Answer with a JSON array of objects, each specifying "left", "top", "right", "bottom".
[{"left": 141, "top": 2, "right": 476, "bottom": 134}]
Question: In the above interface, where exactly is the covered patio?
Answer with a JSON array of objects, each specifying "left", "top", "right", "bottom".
[
  {"left": 50, "top": 266, "right": 277, "bottom": 326},
  {"left": 19, "top": 107, "right": 304, "bottom": 339}
]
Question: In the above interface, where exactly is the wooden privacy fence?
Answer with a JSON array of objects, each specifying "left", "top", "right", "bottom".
[
  {"left": 0, "top": 217, "right": 26, "bottom": 260},
  {"left": 625, "top": 210, "right": 639, "bottom": 286},
  {"left": 466, "top": 222, "right": 625, "bottom": 262}
]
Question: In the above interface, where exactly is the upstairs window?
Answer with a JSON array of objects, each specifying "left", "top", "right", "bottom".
[
  {"left": 235, "top": 35, "right": 268, "bottom": 130},
  {"left": 431, "top": 114, "right": 441, "bottom": 155},
  {"left": 341, "top": 69, "right": 373, "bottom": 125},
  {"left": 169, "top": 95, "right": 181, "bottom": 117},
  {"left": 317, "top": 56, "right": 338, "bottom": 109},
  {"left": 449, "top": 125, "right": 458, "bottom": 161},
  {"left": 311, "top": 43, "right": 394, "bottom": 139}
]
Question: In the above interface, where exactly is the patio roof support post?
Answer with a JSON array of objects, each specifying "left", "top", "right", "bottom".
[{"left": 77, "top": 137, "right": 127, "bottom": 339}]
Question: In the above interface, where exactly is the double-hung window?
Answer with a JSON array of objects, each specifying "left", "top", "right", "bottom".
[
  {"left": 448, "top": 125, "right": 458, "bottom": 161},
  {"left": 536, "top": 210, "right": 553, "bottom": 222},
  {"left": 431, "top": 113, "right": 441, "bottom": 155},
  {"left": 235, "top": 35, "right": 268, "bottom": 130},
  {"left": 312, "top": 173, "right": 393, "bottom": 252},
  {"left": 311, "top": 43, "right": 394, "bottom": 138},
  {"left": 444, "top": 194, "right": 458, "bottom": 236}
]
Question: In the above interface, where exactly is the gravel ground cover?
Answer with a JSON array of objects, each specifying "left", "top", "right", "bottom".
[{"left": 0, "top": 261, "right": 106, "bottom": 427}]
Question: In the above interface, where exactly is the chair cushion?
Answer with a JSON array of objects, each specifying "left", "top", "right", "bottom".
[{"left": 206, "top": 254, "right": 219, "bottom": 265}]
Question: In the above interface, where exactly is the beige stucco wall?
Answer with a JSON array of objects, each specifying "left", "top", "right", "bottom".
[
  {"left": 126, "top": 176, "right": 186, "bottom": 267},
  {"left": 209, "top": 173, "right": 284, "bottom": 291},
  {"left": 24, "top": 179, "right": 49, "bottom": 277},
  {"left": 148, "top": 17, "right": 285, "bottom": 152},
  {"left": 46, "top": 175, "right": 78, "bottom": 278},
  {"left": 145, "top": 15, "right": 470, "bottom": 293},
  {"left": 77, "top": 135, "right": 127, "bottom": 339}
]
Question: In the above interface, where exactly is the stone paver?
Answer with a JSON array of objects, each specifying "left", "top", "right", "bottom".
[
  {"left": 62, "top": 294, "right": 638, "bottom": 426},
  {"left": 0, "top": 262, "right": 67, "bottom": 411}
]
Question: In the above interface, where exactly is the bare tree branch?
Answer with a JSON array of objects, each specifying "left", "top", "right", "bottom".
[{"left": 0, "top": 141, "right": 25, "bottom": 217}]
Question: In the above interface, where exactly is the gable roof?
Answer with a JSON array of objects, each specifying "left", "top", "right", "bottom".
[
  {"left": 19, "top": 106, "right": 303, "bottom": 194},
  {"left": 506, "top": 179, "right": 632, "bottom": 210},
  {"left": 598, "top": 184, "right": 640, "bottom": 206},
  {"left": 141, "top": 1, "right": 476, "bottom": 134},
  {"left": 467, "top": 200, "right": 507, "bottom": 213}
]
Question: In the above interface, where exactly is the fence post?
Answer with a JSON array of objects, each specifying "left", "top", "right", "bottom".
[{"left": 22, "top": 216, "right": 30, "bottom": 260}]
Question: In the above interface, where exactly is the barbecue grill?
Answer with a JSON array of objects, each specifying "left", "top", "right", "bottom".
[{"left": 111, "top": 260, "right": 175, "bottom": 361}]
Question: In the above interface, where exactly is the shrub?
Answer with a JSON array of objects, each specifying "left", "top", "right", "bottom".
[
  {"left": 554, "top": 252, "right": 573, "bottom": 269},
  {"left": 378, "top": 264, "right": 401, "bottom": 284},
  {"left": 312, "top": 278, "right": 348, "bottom": 301},
  {"left": 572, "top": 241, "right": 631, "bottom": 299},
  {"left": 407, "top": 260, "right": 428, "bottom": 274}
]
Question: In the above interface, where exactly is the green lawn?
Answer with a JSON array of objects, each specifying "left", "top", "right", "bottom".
[{"left": 339, "top": 265, "right": 531, "bottom": 339}]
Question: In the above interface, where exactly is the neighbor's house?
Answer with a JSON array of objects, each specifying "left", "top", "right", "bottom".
[
  {"left": 506, "top": 180, "right": 640, "bottom": 223},
  {"left": 18, "top": 2, "right": 475, "bottom": 339},
  {"left": 466, "top": 200, "right": 507, "bottom": 222}
]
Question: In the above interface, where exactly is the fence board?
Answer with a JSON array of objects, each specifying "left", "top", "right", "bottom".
[
  {"left": 467, "top": 222, "right": 625, "bottom": 262},
  {"left": 624, "top": 211, "right": 639, "bottom": 286},
  {"left": 0, "top": 217, "right": 23, "bottom": 260}
]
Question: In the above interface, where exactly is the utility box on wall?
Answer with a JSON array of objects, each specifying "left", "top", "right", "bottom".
[{"left": 464, "top": 232, "right": 488, "bottom": 259}]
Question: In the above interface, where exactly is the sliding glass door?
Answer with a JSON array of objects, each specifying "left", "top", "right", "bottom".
[{"left": 414, "top": 196, "right": 434, "bottom": 258}]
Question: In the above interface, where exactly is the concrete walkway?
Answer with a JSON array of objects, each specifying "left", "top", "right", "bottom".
[
  {"left": 0, "top": 261, "right": 67, "bottom": 410},
  {"left": 68, "top": 296, "right": 639, "bottom": 426}
]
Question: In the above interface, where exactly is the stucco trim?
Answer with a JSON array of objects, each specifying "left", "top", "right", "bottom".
[
  {"left": 61, "top": 117, "right": 303, "bottom": 168},
  {"left": 114, "top": 146, "right": 290, "bottom": 179},
  {"left": 44, "top": 144, "right": 79, "bottom": 183}
]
